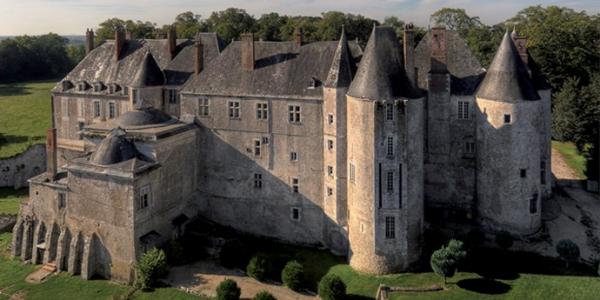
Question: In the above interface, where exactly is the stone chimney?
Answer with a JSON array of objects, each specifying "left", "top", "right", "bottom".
[
  {"left": 294, "top": 28, "right": 303, "bottom": 47},
  {"left": 513, "top": 37, "right": 529, "bottom": 65},
  {"left": 85, "top": 29, "right": 94, "bottom": 55},
  {"left": 125, "top": 31, "right": 133, "bottom": 40},
  {"left": 403, "top": 23, "right": 416, "bottom": 87},
  {"left": 241, "top": 33, "right": 255, "bottom": 71},
  {"left": 430, "top": 27, "right": 447, "bottom": 73},
  {"left": 195, "top": 38, "right": 204, "bottom": 76},
  {"left": 46, "top": 128, "right": 57, "bottom": 181},
  {"left": 168, "top": 26, "right": 177, "bottom": 60},
  {"left": 115, "top": 28, "right": 125, "bottom": 61}
]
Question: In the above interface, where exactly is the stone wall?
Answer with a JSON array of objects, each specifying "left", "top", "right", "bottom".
[{"left": 0, "top": 144, "right": 46, "bottom": 189}]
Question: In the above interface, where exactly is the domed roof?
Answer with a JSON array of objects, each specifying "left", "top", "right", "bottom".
[
  {"left": 116, "top": 108, "right": 172, "bottom": 128},
  {"left": 90, "top": 128, "right": 139, "bottom": 165}
]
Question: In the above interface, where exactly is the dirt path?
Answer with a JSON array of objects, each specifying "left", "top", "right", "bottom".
[
  {"left": 166, "top": 260, "right": 316, "bottom": 300},
  {"left": 551, "top": 147, "right": 581, "bottom": 180}
]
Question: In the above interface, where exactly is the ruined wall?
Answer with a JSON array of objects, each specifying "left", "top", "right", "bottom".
[{"left": 0, "top": 144, "right": 46, "bottom": 189}]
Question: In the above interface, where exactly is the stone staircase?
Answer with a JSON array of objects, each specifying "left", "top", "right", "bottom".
[
  {"left": 25, "top": 261, "right": 57, "bottom": 283},
  {"left": 42, "top": 261, "right": 57, "bottom": 273}
]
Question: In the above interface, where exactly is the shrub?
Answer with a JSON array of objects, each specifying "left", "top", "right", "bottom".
[
  {"left": 495, "top": 230, "right": 513, "bottom": 250},
  {"left": 247, "top": 254, "right": 268, "bottom": 281},
  {"left": 253, "top": 290, "right": 276, "bottom": 300},
  {"left": 134, "top": 248, "right": 168, "bottom": 290},
  {"left": 318, "top": 274, "right": 346, "bottom": 300},
  {"left": 216, "top": 279, "right": 241, "bottom": 300},
  {"left": 445, "top": 239, "right": 467, "bottom": 266},
  {"left": 430, "top": 247, "right": 457, "bottom": 285},
  {"left": 281, "top": 260, "right": 304, "bottom": 291},
  {"left": 556, "top": 239, "right": 580, "bottom": 268},
  {"left": 220, "top": 239, "right": 248, "bottom": 269}
]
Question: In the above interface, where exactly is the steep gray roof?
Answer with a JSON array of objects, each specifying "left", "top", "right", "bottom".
[
  {"left": 414, "top": 30, "right": 485, "bottom": 95},
  {"left": 182, "top": 39, "right": 362, "bottom": 98},
  {"left": 476, "top": 32, "right": 540, "bottom": 102},
  {"left": 324, "top": 29, "right": 355, "bottom": 88},
  {"left": 131, "top": 52, "right": 165, "bottom": 88},
  {"left": 90, "top": 129, "right": 139, "bottom": 165},
  {"left": 348, "top": 26, "right": 417, "bottom": 100}
]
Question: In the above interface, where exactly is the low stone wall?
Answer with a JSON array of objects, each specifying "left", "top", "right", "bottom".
[
  {"left": 0, "top": 214, "right": 17, "bottom": 233},
  {"left": 0, "top": 144, "right": 46, "bottom": 189}
]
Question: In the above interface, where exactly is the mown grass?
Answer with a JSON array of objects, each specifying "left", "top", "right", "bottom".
[
  {"left": 552, "top": 141, "right": 587, "bottom": 179},
  {"left": 0, "top": 81, "right": 54, "bottom": 159},
  {"left": 0, "top": 187, "right": 27, "bottom": 215}
]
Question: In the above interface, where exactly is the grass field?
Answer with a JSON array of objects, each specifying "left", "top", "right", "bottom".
[
  {"left": 0, "top": 187, "right": 27, "bottom": 215},
  {"left": 0, "top": 81, "right": 53, "bottom": 159},
  {"left": 552, "top": 141, "right": 587, "bottom": 179}
]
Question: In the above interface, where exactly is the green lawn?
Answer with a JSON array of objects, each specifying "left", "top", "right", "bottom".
[
  {"left": 0, "top": 81, "right": 54, "bottom": 159},
  {"left": 552, "top": 141, "right": 587, "bottom": 179},
  {"left": 0, "top": 187, "right": 27, "bottom": 215}
]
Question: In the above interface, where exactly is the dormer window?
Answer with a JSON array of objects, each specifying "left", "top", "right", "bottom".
[
  {"left": 108, "top": 84, "right": 120, "bottom": 94},
  {"left": 307, "top": 77, "right": 320, "bottom": 89},
  {"left": 132, "top": 88, "right": 139, "bottom": 104},
  {"left": 61, "top": 80, "right": 73, "bottom": 91},
  {"left": 93, "top": 82, "right": 104, "bottom": 93},
  {"left": 77, "top": 81, "right": 87, "bottom": 92},
  {"left": 122, "top": 86, "right": 129, "bottom": 96}
]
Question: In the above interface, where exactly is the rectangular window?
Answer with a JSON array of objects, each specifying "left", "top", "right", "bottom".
[
  {"left": 465, "top": 142, "right": 475, "bottom": 154},
  {"left": 123, "top": 86, "right": 129, "bottom": 96},
  {"left": 77, "top": 83, "right": 85, "bottom": 91},
  {"left": 520, "top": 169, "right": 527, "bottom": 178},
  {"left": 58, "top": 193, "right": 66, "bottom": 209},
  {"left": 139, "top": 185, "right": 150, "bottom": 210},
  {"left": 387, "top": 171, "right": 394, "bottom": 192},
  {"left": 229, "top": 101, "right": 241, "bottom": 119},
  {"left": 108, "top": 85, "right": 115, "bottom": 94},
  {"left": 288, "top": 105, "right": 301, "bottom": 123},
  {"left": 290, "top": 152, "right": 298, "bottom": 161},
  {"left": 328, "top": 113, "right": 334, "bottom": 125},
  {"left": 327, "top": 139, "right": 334, "bottom": 150},
  {"left": 387, "top": 136, "right": 394, "bottom": 157},
  {"left": 504, "top": 114, "right": 511, "bottom": 124},
  {"left": 262, "top": 136, "right": 269, "bottom": 144},
  {"left": 168, "top": 89, "right": 178, "bottom": 104},
  {"left": 93, "top": 101, "right": 101, "bottom": 118},
  {"left": 385, "top": 216, "right": 395, "bottom": 239},
  {"left": 108, "top": 102, "right": 116, "bottom": 119},
  {"left": 327, "top": 166, "right": 334, "bottom": 177},
  {"left": 256, "top": 103, "right": 269, "bottom": 120},
  {"left": 132, "top": 89, "right": 139, "bottom": 104},
  {"left": 292, "top": 178, "right": 299, "bottom": 193},
  {"left": 386, "top": 103, "right": 394, "bottom": 121},
  {"left": 457, "top": 101, "right": 469, "bottom": 120},
  {"left": 349, "top": 163, "right": 355, "bottom": 184},
  {"left": 77, "top": 99, "right": 84, "bottom": 117},
  {"left": 254, "top": 173, "right": 262, "bottom": 189},
  {"left": 540, "top": 161, "right": 546, "bottom": 185},
  {"left": 199, "top": 98, "right": 209, "bottom": 116},
  {"left": 398, "top": 164, "right": 403, "bottom": 208},
  {"left": 530, "top": 193, "right": 538, "bottom": 214},
  {"left": 93, "top": 84, "right": 101, "bottom": 92},
  {"left": 291, "top": 207, "right": 301, "bottom": 221},
  {"left": 254, "top": 139, "right": 261, "bottom": 156},
  {"left": 327, "top": 187, "right": 333, "bottom": 196}
]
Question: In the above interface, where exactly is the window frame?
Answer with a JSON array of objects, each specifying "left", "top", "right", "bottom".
[
  {"left": 138, "top": 185, "right": 151, "bottom": 210},
  {"left": 291, "top": 207, "right": 301, "bottom": 221},
  {"left": 57, "top": 192, "right": 66, "bottom": 210},
  {"left": 504, "top": 114, "right": 511, "bottom": 124},
  {"left": 385, "top": 216, "right": 395, "bottom": 239},
  {"left": 256, "top": 102, "right": 269, "bottom": 120},
  {"left": 327, "top": 165, "right": 334, "bottom": 177},
  {"left": 328, "top": 113, "right": 334, "bottom": 125},
  {"left": 229, "top": 100, "right": 241, "bottom": 119},
  {"left": 291, "top": 177, "right": 299, "bottom": 193},
  {"left": 254, "top": 173, "right": 262, "bottom": 189},
  {"left": 386, "top": 103, "right": 394, "bottom": 121},
  {"left": 288, "top": 105, "right": 301, "bottom": 124},
  {"left": 457, "top": 101, "right": 470, "bottom": 120},
  {"left": 198, "top": 98, "right": 210, "bottom": 116},
  {"left": 253, "top": 139, "right": 261, "bottom": 157},
  {"left": 387, "top": 171, "right": 394, "bottom": 193},
  {"left": 108, "top": 101, "right": 116, "bottom": 119},
  {"left": 327, "top": 139, "right": 334, "bottom": 151},
  {"left": 387, "top": 136, "right": 394, "bottom": 157},
  {"left": 290, "top": 152, "right": 298, "bottom": 162},
  {"left": 93, "top": 101, "right": 101, "bottom": 119}
]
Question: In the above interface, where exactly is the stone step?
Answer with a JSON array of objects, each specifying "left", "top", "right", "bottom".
[{"left": 42, "top": 262, "right": 57, "bottom": 272}]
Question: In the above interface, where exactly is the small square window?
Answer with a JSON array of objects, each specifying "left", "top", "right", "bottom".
[
  {"left": 465, "top": 142, "right": 475, "bottom": 154},
  {"left": 291, "top": 207, "right": 301, "bottom": 221},
  {"left": 504, "top": 114, "right": 511, "bottom": 124},
  {"left": 254, "top": 140, "right": 261, "bottom": 156},
  {"left": 254, "top": 173, "right": 262, "bottom": 189},
  {"left": 262, "top": 136, "right": 269, "bottom": 144},
  {"left": 520, "top": 169, "right": 527, "bottom": 178},
  {"left": 288, "top": 105, "right": 301, "bottom": 123},
  {"left": 327, "top": 139, "right": 334, "bottom": 150},
  {"left": 328, "top": 114, "right": 334, "bottom": 125},
  {"left": 292, "top": 178, "right": 299, "bottom": 193},
  {"left": 256, "top": 103, "right": 269, "bottom": 120},
  {"left": 229, "top": 101, "right": 241, "bottom": 119},
  {"left": 199, "top": 98, "right": 209, "bottom": 116},
  {"left": 290, "top": 152, "right": 298, "bottom": 161},
  {"left": 327, "top": 187, "right": 333, "bottom": 196},
  {"left": 327, "top": 166, "right": 334, "bottom": 177}
]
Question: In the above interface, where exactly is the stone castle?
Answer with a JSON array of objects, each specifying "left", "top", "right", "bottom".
[{"left": 11, "top": 24, "right": 551, "bottom": 282}]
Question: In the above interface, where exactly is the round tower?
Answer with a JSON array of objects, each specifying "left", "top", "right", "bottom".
[
  {"left": 475, "top": 32, "right": 544, "bottom": 234},
  {"left": 346, "top": 26, "right": 425, "bottom": 274}
]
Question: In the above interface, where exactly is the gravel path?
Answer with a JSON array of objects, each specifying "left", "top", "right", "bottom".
[{"left": 551, "top": 147, "right": 581, "bottom": 180}]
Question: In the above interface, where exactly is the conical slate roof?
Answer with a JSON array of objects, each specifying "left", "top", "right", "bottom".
[
  {"left": 131, "top": 52, "right": 166, "bottom": 88},
  {"left": 348, "top": 26, "right": 416, "bottom": 100},
  {"left": 476, "top": 32, "right": 540, "bottom": 102},
  {"left": 90, "top": 128, "right": 139, "bottom": 165},
  {"left": 324, "top": 28, "right": 354, "bottom": 88}
]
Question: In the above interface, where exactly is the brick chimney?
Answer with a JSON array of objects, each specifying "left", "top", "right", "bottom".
[
  {"left": 294, "top": 28, "right": 303, "bottom": 47},
  {"left": 241, "top": 33, "right": 255, "bottom": 71},
  {"left": 46, "top": 128, "right": 57, "bottom": 181},
  {"left": 430, "top": 27, "right": 447, "bottom": 73},
  {"left": 168, "top": 26, "right": 177, "bottom": 60},
  {"left": 85, "top": 29, "right": 94, "bottom": 55},
  {"left": 513, "top": 37, "right": 529, "bottom": 65},
  {"left": 403, "top": 23, "right": 416, "bottom": 87},
  {"left": 195, "top": 38, "right": 204, "bottom": 76},
  {"left": 115, "top": 28, "right": 125, "bottom": 61}
]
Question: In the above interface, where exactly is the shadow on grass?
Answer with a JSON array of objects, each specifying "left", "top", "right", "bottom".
[
  {"left": 346, "top": 294, "right": 373, "bottom": 300},
  {"left": 0, "top": 85, "right": 30, "bottom": 97},
  {"left": 0, "top": 134, "right": 32, "bottom": 145},
  {"left": 457, "top": 278, "right": 511, "bottom": 295}
]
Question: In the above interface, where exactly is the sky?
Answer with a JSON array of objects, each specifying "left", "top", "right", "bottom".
[{"left": 1, "top": 0, "right": 600, "bottom": 36}]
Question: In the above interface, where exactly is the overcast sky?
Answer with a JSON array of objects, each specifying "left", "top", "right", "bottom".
[{"left": 1, "top": 0, "right": 599, "bottom": 35}]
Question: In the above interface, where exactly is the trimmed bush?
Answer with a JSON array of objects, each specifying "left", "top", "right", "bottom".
[
  {"left": 134, "top": 248, "right": 168, "bottom": 290},
  {"left": 216, "top": 279, "right": 241, "bottom": 300},
  {"left": 247, "top": 254, "right": 268, "bottom": 281},
  {"left": 556, "top": 239, "right": 580, "bottom": 268},
  {"left": 253, "top": 290, "right": 276, "bottom": 300},
  {"left": 318, "top": 274, "right": 346, "bottom": 300},
  {"left": 281, "top": 260, "right": 304, "bottom": 291},
  {"left": 495, "top": 230, "right": 513, "bottom": 250},
  {"left": 430, "top": 247, "right": 456, "bottom": 285},
  {"left": 220, "top": 239, "right": 248, "bottom": 269}
]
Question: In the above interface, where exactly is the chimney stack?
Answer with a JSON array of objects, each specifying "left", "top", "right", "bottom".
[
  {"left": 195, "top": 38, "right": 204, "bottom": 76},
  {"left": 403, "top": 23, "right": 416, "bottom": 87},
  {"left": 294, "top": 28, "right": 303, "bottom": 47},
  {"left": 125, "top": 31, "right": 133, "bottom": 40},
  {"left": 241, "top": 33, "right": 255, "bottom": 71},
  {"left": 46, "top": 128, "right": 57, "bottom": 181},
  {"left": 114, "top": 28, "right": 125, "bottom": 61},
  {"left": 85, "top": 29, "right": 94, "bottom": 55},
  {"left": 168, "top": 26, "right": 177, "bottom": 60},
  {"left": 430, "top": 27, "right": 447, "bottom": 73},
  {"left": 513, "top": 37, "right": 529, "bottom": 65}
]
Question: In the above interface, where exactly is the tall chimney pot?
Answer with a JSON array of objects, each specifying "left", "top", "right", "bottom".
[
  {"left": 430, "top": 27, "right": 447, "bottom": 73},
  {"left": 241, "top": 33, "right": 255, "bottom": 71},
  {"left": 85, "top": 29, "right": 94, "bottom": 55},
  {"left": 403, "top": 23, "right": 416, "bottom": 87},
  {"left": 114, "top": 28, "right": 125, "bottom": 61},
  {"left": 168, "top": 26, "right": 177, "bottom": 60},
  {"left": 46, "top": 128, "right": 58, "bottom": 181},
  {"left": 195, "top": 38, "right": 204, "bottom": 76},
  {"left": 294, "top": 28, "right": 303, "bottom": 47}
]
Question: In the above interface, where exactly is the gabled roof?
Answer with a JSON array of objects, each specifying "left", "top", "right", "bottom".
[
  {"left": 131, "top": 52, "right": 165, "bottom": 88},
  {"left": 476, "top": 32, "right": 540, "bottom": 102},
  {"left": 348, "top": 26, "right": 417, "bottom": 100},
  {"left": 324, "top": 28, "right": 355, "bottom": 88}
]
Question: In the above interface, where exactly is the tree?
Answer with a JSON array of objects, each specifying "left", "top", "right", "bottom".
[
  {"left": 382, "top": 16, "right": 404, "bottom": 39},
  {"left": 430, "top": 240, "right": 466, "bottom": 285},
  {"left": 556, "top": 239, "right": 580, "bottom": 269},
  {"left": 253, "top": 290, "right": 276, "bottom": 300},
  {"left": 173, "top": 11, "right": 206, "bottom": 39},
  {"left": 246, "top": 254, "right": 268, "bottom": 281},
  {"left": 445, "top": 239, "right": 467, "bottom": 266},
  {"left": 552, "top": 77, "right": 581, "bottom": 142},
  {"left": 216, "top": 279, "right": 241, "bottom": 300},
  {"left": 495, "top": 230, "right": 513, "bottom": 250},
  {"left": 205, "top": 8, "right": 256, "bottom": 43},
  {"left": 281, "top": 260, "right": 304, "bottom": 291},
  {"left": 95, "top": 18, "right": 127, "bottom": 43},
  {"left": 256, "top": 13, "right": 287, "bottom": 41},
  {"left": 430, "top": 8, "right": 483, "bottom": 34},
  {"left": 318, "top": 274, "right": 346, "bottom": 300},
  {"left": 134, "top": 248, "right": 168, "bottom": 290}
]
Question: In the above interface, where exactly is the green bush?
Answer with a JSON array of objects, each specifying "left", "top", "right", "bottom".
[
  {"left": 216, "top": 279, "right": 241, "bottom": 300},
  {"left": 281, "top": 260, "right": 304, "bottom": 291},
  {"left": 253, "top": 290, "right": 276, "bottom": 300},
  {"left": 318, "top": 274, "right": 346, "bottom": 300},
  {"left": 430, "top": 247, "right": 456, "bottom": 285},
  {"left": 220, "top": 239, "right": 248, "bottom": 269},
  {"left": 495, "top": 230, "right": 513, "bottom": 250},
  {"left": 556, "top": 239, "right": 580, "bottom": 268},
  {"left": 247, "top": 254, "right": 268, "bottom": 281},
  {"left": 134, "top": 248, "right": 168, "bottom": 290}
]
